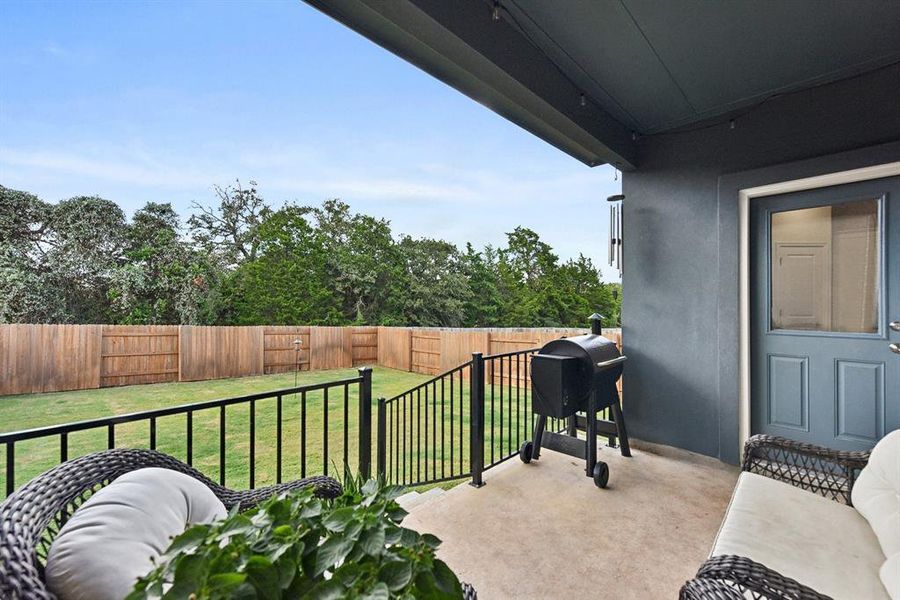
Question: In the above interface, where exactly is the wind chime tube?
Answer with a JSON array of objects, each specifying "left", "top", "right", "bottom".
[
  {"left": 614, "top": 203, "right": 620, "bottom": 272},
  {"left": 617, "top": 204, "right": 623, "bottom": 275},
  {"left": 609, "top": 204, "right": 614, "bottom": 266}
]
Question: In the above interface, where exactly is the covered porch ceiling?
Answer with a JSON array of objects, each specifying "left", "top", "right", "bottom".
[{"left": 306, "top": 0, "right": 900, "bottom": 169}]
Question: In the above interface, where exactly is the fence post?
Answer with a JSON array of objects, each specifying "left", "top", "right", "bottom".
[
  {"left": 376, "top": 397, "right": 387, "bottom": 481},
  {"left": 469, "top": 352, "right": 486, "bottom": 488},
  {"left": 357, "top": 367, "right": 373, "bottom": 480}
]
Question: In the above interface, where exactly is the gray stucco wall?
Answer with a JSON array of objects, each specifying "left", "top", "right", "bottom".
[{"left": 621, "top": 64, "right": 900, "bottom": 463}]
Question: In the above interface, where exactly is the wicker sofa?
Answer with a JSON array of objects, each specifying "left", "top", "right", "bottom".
[
  {"left": 680, "top": 432, "right": 899, "bottom": 600},
  {"left": 0, "top": 448, "right": 344, "bottom": 599}
]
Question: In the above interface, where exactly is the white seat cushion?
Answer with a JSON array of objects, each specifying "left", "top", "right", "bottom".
[
  {"left": 853, "top": 429, "right": 900, "bottom": 558},
  {"left": 712, "top": 472, "right": 889, "bottom": 600},
  {"left": 853, "top": 429, "right": 900, "bottom": 599},
  {"left": 881, "top": 553, "right": 900, "bottom": 600},
  {"left": 46, "top": 467, "right": 227, "bottom": 600}
]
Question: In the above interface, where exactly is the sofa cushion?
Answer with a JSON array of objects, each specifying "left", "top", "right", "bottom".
[
  {"left": 712, "top": 472, "right": 888, "bottom": 600},
  {"left": 853, "top": 429, "right": 900, "bottom": 558},
  {"left": 882, "top": 553, "right": 900, "bottom": 600},
  {"left": 45, "top": 467, "right": 227, "bottom": 600}
]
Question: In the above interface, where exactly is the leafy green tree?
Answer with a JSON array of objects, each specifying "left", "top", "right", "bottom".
[
  {"left": 496, "top": 227, "right": 570, "bottom": 326},
  {"left": 43, "top": 196, "right": 127, "bottom": 323},
  {"left": 188, "top": 180, "right": 270, "bottom": 267},
  {"left": 227, "top": 205, "right": 341, "bottom": 325},
  {"left": 312, "top": 199, "right": 403, "bottom": 324},
  {"left": 110, "top": 202, "right": 187, "bottom": 323},
  {"left": 557, "top": 254, "right": 619, "bottom": 327},
  {"left": 492, "top": 228, "right": 620, "bottom": 328},
  {"left": 0, "top": 186, "right": 68, "bottom": 322},
  {"left": 460, "top": 243, "right": 500, "bottom": 327},
  {"left": 390, "top": 236, "right": 469, "bottom": 326}
]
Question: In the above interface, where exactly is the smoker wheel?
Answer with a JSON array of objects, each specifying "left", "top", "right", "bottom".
[
  {"left": 593, "top": 461, "right": 609, "bottom": 488},
  {"left": 519, "top": 441, "right": 534, "bottom": 464}
]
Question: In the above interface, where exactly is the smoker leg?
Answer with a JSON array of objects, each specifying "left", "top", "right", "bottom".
[
  {"left": 609, "top": 396, "right": 631, "bottom": 457},
  {"left": 586, "top": 393, "right": 599, "bottom": 477},
  {"left": 566, "top": 414, "right": 577, "bottom": 437},
  {"left": 531, "top": 415, "right": 546, "bottom": 460}
]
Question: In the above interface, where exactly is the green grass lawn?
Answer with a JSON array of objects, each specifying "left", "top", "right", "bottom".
[{"left": 0, "top": 365, "right": 543, "bottom": 498}]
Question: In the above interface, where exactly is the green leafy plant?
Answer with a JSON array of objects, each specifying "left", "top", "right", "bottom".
[{"left": 127, "top": 479, "right": 463, "bottom": 600}]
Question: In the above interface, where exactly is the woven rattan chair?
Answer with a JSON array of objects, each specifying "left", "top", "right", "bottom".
[
  {"left": 0, "top": 448, "right": 342, "bottom": 599},
  {"left": 679, "top": 434, "right": 872, "bottom": 600}
]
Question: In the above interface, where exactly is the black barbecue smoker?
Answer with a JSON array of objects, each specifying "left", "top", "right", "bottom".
[{"left": 519, "top": 313, "right": 630, "bottom": 488}]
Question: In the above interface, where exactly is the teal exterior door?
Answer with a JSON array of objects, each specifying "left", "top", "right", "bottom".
[{"left": 751, "top": 176, "right": 899, "bottom": 451}]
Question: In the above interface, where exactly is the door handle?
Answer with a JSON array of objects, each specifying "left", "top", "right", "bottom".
[
  {"left": 891, "top": 343, "right": 900, "bottom": 355},
  {"left": 890, "top": 321, "right": 900, "bottom": 332}
]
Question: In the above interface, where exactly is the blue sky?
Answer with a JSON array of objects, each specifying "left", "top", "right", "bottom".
[{"left": 0, "top": 0, "right": 621, "bottom": 281}]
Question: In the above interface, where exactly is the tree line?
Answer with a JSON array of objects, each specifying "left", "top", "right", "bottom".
[{"left": 0, "top": 181, "right": 621, "bottom": 328}]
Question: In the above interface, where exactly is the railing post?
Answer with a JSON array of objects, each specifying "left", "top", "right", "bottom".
[
  {"left": 469, "top": 352, "right": 486, "bottom": 488},
  {"left": 376, "top": 397, "right": 387, "bottom": 481},
  {"left": 358, "top": 367, "right": 373, "bottom": 480}
]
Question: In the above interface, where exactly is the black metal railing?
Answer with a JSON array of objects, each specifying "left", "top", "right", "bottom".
[
  {"left": 377, "top": 361, "right": 473, "bottom": 487},
  {"left": 1, "top": 368, "right": 373, "bottom": 499},
  {"left": 481, "top": 348, "right": 540, "bottom": 472},
  {"left": 376, "top": 347, "right": 543, "bottom": 488}
]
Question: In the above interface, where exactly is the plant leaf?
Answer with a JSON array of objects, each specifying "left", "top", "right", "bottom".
[
  {"left": 360, "top": 582, "right": 391, "bottom": 600},
  {"left": 216, "top": 514, "right": 256, "bottom": 539},
  {"left": 322, "top": 506, "right": 355, "bottom": 532},
  {"left": 305, "top": 578, "right": 345, "bottom": 600},
  {"left": 313, "top": 535, "right": 353, "bottom": 577},
  {"left": 383, "top": 525, "right": 402, "bottom": 545},
  {"left": 208, "top": 572, "right": 247, "bottom": 593},
  {"left": 379, "top": 560, "right": 412, "bottom": 592},
  {"left": 361, "top": 478, "right": 379, "bottom": 497},
  {"left": 163, "top": 525, "right": 208, "bottom": 557},
  {"left": 359, "top": 524, "right": 386, "bottom": 556},
  {"left": 300, "top": 499, "right": 322, "bottom": 518},
  {"left": 433, "top": 559, "right": 463, "bottom": 598},
  {"left": 245, "top": 555, "right": 281, "bottom": 600},
  {"left": 388, "top": 506, "right": 408, "bottom": 523},
  {"left": 399, "top": 527, "right": 420, "bottom": 547}
]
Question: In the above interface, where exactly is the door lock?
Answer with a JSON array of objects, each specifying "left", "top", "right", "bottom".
[
  {"left": 890, "top": 321, "right": 900, "bottom": 332},
  {"left": 891, "top": 343, "right": 900, "bottom": 355}
]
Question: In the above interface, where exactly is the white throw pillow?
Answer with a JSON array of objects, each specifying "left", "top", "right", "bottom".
[
  {"left": 853, "top": 429, "right": 900, "bottom": 558},
  {"left": 45, "top": 467, "right": 227, "bottom": 600}
]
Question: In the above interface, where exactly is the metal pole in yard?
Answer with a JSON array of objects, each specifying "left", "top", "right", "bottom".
[{"left": 293, "top": 338, "right": 302, "bottom": 387}]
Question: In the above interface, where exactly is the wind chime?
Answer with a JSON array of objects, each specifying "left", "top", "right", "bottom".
[{"left": 608, "top": 194, "right": 624, "bottom": 277}]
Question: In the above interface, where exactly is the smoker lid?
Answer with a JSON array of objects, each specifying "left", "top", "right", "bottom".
[
  {"left": 541, "top": 334, "right": 619, "bottom": 361},
  {"left": 539, "top": 334, "right": 623, "bottom": 380}
]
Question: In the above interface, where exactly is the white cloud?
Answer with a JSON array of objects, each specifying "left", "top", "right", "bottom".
[
  {"left": 0, "top": 148, "right": 214, "bottom": 188},
  {"left": 0, "top": 144, "right": 611, "bottom": 206}
]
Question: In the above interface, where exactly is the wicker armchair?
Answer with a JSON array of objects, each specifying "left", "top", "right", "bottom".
[
  {"left": 679, "top": 435, "right": 872, "bottom": 600},
  {"left": 0, "top": 448, "right": 342, "bottom": 599}
]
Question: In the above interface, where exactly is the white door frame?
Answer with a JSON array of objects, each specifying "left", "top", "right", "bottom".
[{"left": 738, "top": 161, "right": 900, "bottom": 457}]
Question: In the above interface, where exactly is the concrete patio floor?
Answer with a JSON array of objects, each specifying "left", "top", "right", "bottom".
[{"left": 404, "top": 442, "right": 739, "bottom": 599}]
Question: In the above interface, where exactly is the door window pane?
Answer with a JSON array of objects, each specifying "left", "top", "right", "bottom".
[{"left": 770, "top": 199, "right": 879, "bottom": 333}]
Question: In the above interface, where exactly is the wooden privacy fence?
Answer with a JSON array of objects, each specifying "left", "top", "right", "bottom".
[{"left": 0, "top": 324, "right": 620, "bottom": 397}]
